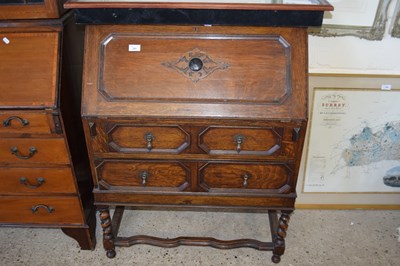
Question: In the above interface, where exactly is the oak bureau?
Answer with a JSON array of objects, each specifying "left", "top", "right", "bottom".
[
  {"left": 0, "top": 0, "right": 95, "bottom": 249},
  {"left": 66, "top": 0, "right": 333, "bottom": 262}
]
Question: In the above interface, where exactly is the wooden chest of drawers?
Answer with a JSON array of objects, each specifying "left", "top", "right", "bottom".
[
  {"left": 0, "top": 0, "right": 67, "bottom": 20},
  {"left": 0, "top": 6, "right": 95, "bottom": 250},
  {"left": 67, "top": 0, "right": 332, "bottom": 263}
]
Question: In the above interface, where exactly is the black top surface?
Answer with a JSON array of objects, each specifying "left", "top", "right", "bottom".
[{"left": 72, "top": 8, "right": 325, "bottom": 27}]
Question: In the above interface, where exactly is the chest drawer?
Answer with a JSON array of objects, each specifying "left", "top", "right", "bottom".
[
  {"left": 0, "top": 138, "right": 69, "bottom": 164},
  {"left": 0, "top": 111, "right": 54, "bottom": 135},
  {"left": 199, "top": 162, "right": 293, "bottom": 194},
  {"left": 0, "top": 196, "right": 84, "bottom": 225},
  {"left": 92, "top": 123, "right": 190, "bottom": 154},
  {"left": 0, "top": 31, "right": 59, "bottom": 108},
  {"left": 96, "top": 160, "right": 190, "bottom": 191},
  {"left": 0, "top": 167, "right": 76, "bottom": 194}
]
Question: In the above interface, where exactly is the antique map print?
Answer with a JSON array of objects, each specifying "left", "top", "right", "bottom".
[{"left": 304, "top": 89, "right": 400, "bottom": 193}]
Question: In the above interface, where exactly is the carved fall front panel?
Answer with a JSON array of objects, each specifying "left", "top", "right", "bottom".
[{"left": 98, "top": 33, "right": 291, "bottom": 105}]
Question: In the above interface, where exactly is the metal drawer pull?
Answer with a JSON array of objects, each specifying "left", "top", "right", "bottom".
[
  {"left": 144, "top": 132, "right": 154, "bottom": 151},
  {"left": 3, "top": 116, "right": 29, "bottom": 127},
  {"left": 241, "top": 173, "right": 252, "bottom": 188},
  {"left": 233, "top": 134, "right": 245, "bottom": 153},
  {"left": 19, "top": 177, "right": 45, "bottom": 189},
  {"left": 10, "top": 146, "right": 37, "bottom": 159},
  {"left": 139, "top": 171, "right": 150, "bottom": 186},
  {"left": 31, "top": 204, "right": 54, "bottom": 214}
]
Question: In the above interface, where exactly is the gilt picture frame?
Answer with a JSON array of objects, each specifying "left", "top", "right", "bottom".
[
  {"left": 309, "top": 0, "right": 391, "bottom": 40},
  {"left": 391, "top": 0, "right": 400, "bottom": 37}
]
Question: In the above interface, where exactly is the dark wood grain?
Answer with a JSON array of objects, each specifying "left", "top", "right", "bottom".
[
  {"left": 0, "top": 111, "right": 54, "bottom": 135},
  {"left": 64, "top": 0, "right": 333, "bottom": 11},
  {"left": 0, "top": 31, "right": 59, "bottom": 108},
  {"left": 0, "top": 0, "right": 66, "bottom": 19},
  {"left": 199, "top": 126, "right": 283, "bottom": 156},
  {"left": 0, "top": 196, "right": 84, "bottom": 225},
  {"left": 116, "top": 235, "right": 274, "bottom": 250},
  {"left": 96, "top": 159, "right": 190, "bottom": 191},
  {"left": 0, "top": 10, "right": 95, "bottom": 250},
  {"left": 82, "top": 25, "right": 308, "bottom": 120},
  {"left": 0, "top": 167, "right": 76, "bottom": 194},
  {"left": 199, "top": 162, "right": 292, "bottom": 193},
  {"left": 78, "top": 4, "right": 320, "bottom": 260},
  {"left": 0, "top": 138, "right": 69, "bottom": 164},
  {"left": 105, "top": 124, "right": 190, "bottom": 154}
]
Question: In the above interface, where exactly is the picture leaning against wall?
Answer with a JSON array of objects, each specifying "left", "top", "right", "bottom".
[{"left": 304, "top": 88, "right": 400, "bottom": 193}]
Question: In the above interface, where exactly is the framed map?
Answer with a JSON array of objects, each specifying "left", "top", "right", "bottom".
[{"left": 303, "top": 88, "right": 400, "bottom": 193}]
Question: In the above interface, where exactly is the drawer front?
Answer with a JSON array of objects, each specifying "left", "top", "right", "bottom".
[
  {"left": 0, "top": 196, "right": 84, "bottom": 225},
  {"left": 0, "top": 167, "right": 76, "bottom": 194},
  {"left": 96, "top": 160, "right": 190, "bottom": 191},
  {"left": 0, "top": 111, "right": 53, "bottom": 135},
  {"left": 83, "top": 25, "right": 307, "bottom": 120},
  {"left": 0, "top": 32, "right": 59, "bottom": 107},
  {"left": 199, "top": 126, "right": 284, "bottom": 156},
  {"left": 92, "top": 122, "right": 190, "bottom": 154},
  {"left": 199, "top": 162, "right": 293, "bottom": 194},
  {"left": 0, "top": 138, "right": 69, "bottom": 164}
]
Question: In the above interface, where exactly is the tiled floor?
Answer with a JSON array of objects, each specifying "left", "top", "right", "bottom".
[{"left": 1, "top": 209, "right": 399, "bottom": 266}]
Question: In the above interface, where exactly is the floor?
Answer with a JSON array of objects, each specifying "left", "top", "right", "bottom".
[{"left": 0, "top": 209, "right": 399, "bottom": 266}]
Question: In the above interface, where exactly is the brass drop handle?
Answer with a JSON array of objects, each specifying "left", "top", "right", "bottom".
[
  {"left": 3, "top": 116, "right": 29, "bottom": 127},
  {"left": 144, "top": 132, "right": 154, "bottom": 151},
  {"left": 31, "top": 204, "right": 54, "bottom": 214},
  {"left": 241, "top": 173, "right": 252, "bottom": 188},
  {"left": 139, "top": 170, "right": 149, "bottom": 186},
  {"left": 233, "top": 135, "right": 245, "bottom": 153},
  {"left": 10, "top": 146, "right": 37, "bottom": 159},
  {"left": 19, "top": 177, "right": 45, "bottom": 189}
]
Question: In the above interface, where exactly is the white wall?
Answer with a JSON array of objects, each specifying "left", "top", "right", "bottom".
[{"left": 309, "top": 0, "right": 400, "bottom": 75}]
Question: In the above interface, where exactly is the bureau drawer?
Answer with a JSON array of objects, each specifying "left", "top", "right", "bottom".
[
  {"left": 0, "top": 167, "right": 76, "bottom": 194},
  {"left": 199, "top": 162, "right": 293, "bottom": 194},
  {"left": 0, "top": 111, "right": 53, "bottom": 135},
  {"left": 0, "top": 196, "right": 84, "bottom": 225},
  {"left": 0, "top": 138, "right": 69, "bottom": 164},
  {"left": 0, "top": 32, "right": 59, "bottom": 107},
  {"left": 91, "top": 122, "right": 190, "bottom": 154},
  {"left": 96, "top": 160, "right": 190, "bottom": 191},
  {"left": 199, "top": 126, "right": 286, "bottom": 156}
]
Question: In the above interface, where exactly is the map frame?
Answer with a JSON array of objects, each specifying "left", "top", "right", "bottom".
[{"left": 303, "top": 87, "right": 400, "bottom": 194}]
